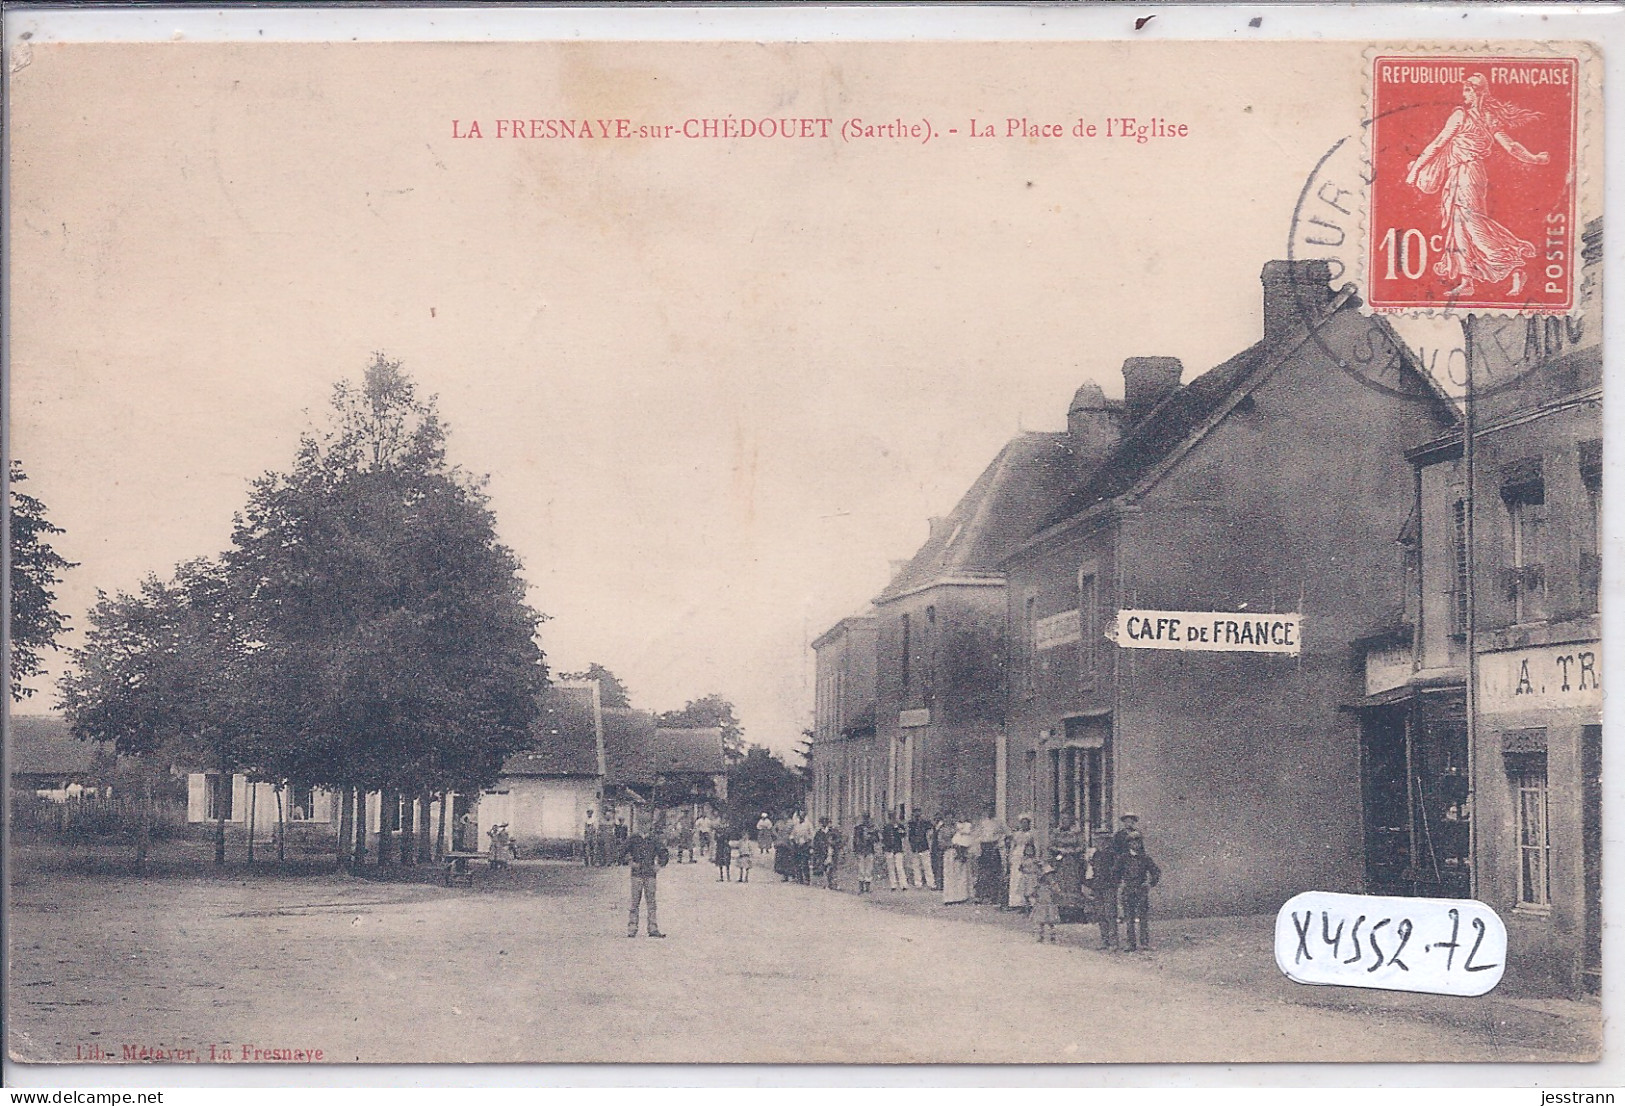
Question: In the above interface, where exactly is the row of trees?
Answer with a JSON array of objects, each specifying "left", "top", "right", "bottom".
[{"left": 57, "top": 358, "right": 549, "bottom": 868}]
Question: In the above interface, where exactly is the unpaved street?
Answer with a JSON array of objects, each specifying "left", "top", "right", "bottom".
[{"left": 7, "top": 846, "right": 1600, "bottom": 1064}]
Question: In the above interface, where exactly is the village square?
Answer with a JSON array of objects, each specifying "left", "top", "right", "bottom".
[
  {"left": 5, "top": 33, "right": 1610, "bottom": 1071},
  {"left": 9, "top": 228, "right": 1606, "bottom": 1065}
]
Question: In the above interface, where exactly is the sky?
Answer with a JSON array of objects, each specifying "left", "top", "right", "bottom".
[{"left": 8, "top": 39, "right": 1492, "bottom": 753}]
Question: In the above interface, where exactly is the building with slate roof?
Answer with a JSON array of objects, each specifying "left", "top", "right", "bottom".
[
  {"left": 475, "top": 681, "right": 607, "bottom": 857},
  {"left": 8, "top": 714, "right": 117, "bottom": 799},
  {"left": 868, "top": 425, "right": 1095, "bottom": 823},
  {"left": 1002, "top": 260, "right": 1458, "bottom": 918},
  {"left": 8, "top": 714, "right": 111, "bottom": 792}
]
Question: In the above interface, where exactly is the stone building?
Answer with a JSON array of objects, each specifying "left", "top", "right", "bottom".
[
  {"left": 869, "top": 419, "right": 1099, "bottom": 821},
  {"left": 809, "top": 610, "right": 879, "bottom": 827},
  {"left": 1001, "top": 261, "right": 1458, "bottom": 918},
  {"left": 1357, "top": 219, "right": 1602, "bottom": 993}
]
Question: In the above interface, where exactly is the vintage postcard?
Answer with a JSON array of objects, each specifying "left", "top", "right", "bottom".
[{"left": 3, "top": 16, "right": 1609, "bottom": 1069}]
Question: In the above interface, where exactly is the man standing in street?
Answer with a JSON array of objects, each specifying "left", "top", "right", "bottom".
[
  {"left": 882, "top": 809, "right": 908, "bottom": 891},
  {"left": 930, "top": 812, "right": 949, "bottom": 892},
  {"left": 1088, "top": 829, "right": 1121, "bottom": 951},
  {"left": 625, "top": 816, "right": 670, "bottom": 938},
  {"left": 906, "top": 808, "right": 934, "bottom": 890},
  {"left": 581, "top": 808, "right": 597, "bottom": 867}
]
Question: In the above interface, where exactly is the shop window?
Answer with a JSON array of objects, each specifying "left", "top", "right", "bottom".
[
  {"left": 1050, "top": 747, "right": 1107, "bottom": 834},
  {"left": 206, "top": 774, "right": 234, "bottom": 822},
  {"left": 1050, "top": 721, "right": 1111, "bottom": 834},
  {"left": 1509, "top": 752, "right": 1551, "bottom": 908}
]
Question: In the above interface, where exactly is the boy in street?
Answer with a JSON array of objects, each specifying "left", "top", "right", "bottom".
[{"left": 1117, "top": 828, "right": 1161, "bottom": 952}]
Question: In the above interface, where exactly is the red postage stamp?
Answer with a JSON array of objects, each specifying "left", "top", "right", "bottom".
[{"left": 1368, "top": 54, "right": 1579, "bottom": 314}]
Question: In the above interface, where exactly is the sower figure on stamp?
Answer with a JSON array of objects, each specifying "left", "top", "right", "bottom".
[
  {"left": 1117, "top": 826, "right": 1161, "bottom": 952},
  {"left": 625, "top": 815, "right": 669, "bottom": 938},
  {"left": 1405, "top": 73, "right": 1549, "bottom": 299}
]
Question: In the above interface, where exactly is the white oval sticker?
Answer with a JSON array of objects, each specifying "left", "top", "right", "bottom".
[{"left": 1275, "top": 891, "right": 1506, "bottom": 996}]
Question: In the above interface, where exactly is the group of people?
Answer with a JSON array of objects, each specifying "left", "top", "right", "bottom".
[
  {"left": 612, "top": 801, "right": 1164, "bottom": 950},
  {"left": 580, "top": 809, "right": 631, "bottom": 867},
  {"left": 830, "top": 806, "right": 1166, "bottom": 952}
]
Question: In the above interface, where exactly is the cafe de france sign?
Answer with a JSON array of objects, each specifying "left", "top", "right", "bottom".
[{"left": 1113, "top": 609, "right": 1302, "bottom": 655}]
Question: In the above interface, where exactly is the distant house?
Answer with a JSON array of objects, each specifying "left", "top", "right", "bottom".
[
  {"left": 600, "top": 707, "right": 727, "bottom": 825},
  {"left": 9, "top": 714, "right": 116, "bottom": 800},
  {"left": 476, "top": 681, "right": 606, "bottom": 857},
  {"left": 185, "top": 772, "right": 338, "bottom": 843}
]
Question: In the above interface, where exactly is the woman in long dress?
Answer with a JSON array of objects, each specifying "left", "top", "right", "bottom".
[
  {"left": 942, "top": 821, "right": 974, "bottom": 904},
  {"left": 973, "top": 812, "right": 1007, "bottom": 905},
  {"left": 1006, "top": 814, "right": 1035, "bottom": 909},
  {"left": 1405, "top": 73, "right": 1550, "bottom": 298},
  {"left": 774, "top": 816, "right": 796, "bottom": 881}
]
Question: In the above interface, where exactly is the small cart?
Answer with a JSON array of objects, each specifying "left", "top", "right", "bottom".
[{"left": 444, "top": 850, "right": 483, "bottom": 887}]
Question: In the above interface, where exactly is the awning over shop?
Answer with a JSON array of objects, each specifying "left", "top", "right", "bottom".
[{"left": 1342, "top": 680, "right": 1465, "bottom": 712}]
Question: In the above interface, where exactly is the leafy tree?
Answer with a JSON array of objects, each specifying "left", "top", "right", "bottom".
[
  {"left": 225, "top": 355, "right": 548, "bottom": 856},
  {"left": 58, "top": 561, "right": 251, "bottom": 866},
  {"left": 9, "top": 462, "right": 74, "bottom": 700},
  {"left": 559, "top": 662, "right": 632, "bottom": 708},
  {"left": 723, "top": 745, "right": 804, "bottom": 832},
  {"left": 658, "top": 693, "right": 744, "bottom": 763}
]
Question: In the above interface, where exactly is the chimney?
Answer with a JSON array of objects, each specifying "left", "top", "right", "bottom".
[
  {"left": 1066, "top": 381, "right": 1122, "bottom": 470},
  {"left": 1261, "top": 259, "right": 1335, "bottom": 339},
  {"left": 1121, "top": 357, "right": 1183, "bottom": 425}
]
